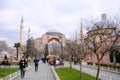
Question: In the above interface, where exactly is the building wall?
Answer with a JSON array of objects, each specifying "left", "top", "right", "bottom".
[
  {"left": 86, "top": 52, "right": 110, "bottom": 64},
  {"left": 34, "top": 32, "right": 66, "bottom": 57}
]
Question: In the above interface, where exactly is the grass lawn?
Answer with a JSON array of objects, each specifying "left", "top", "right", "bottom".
[
  {"left": 28, "top": 61, "right": 34, "bottom": 65},
  {"left": 0, "top": 68, "right": 19, "bottom": 78},
  {"left": 55, "top": 67, "right": 95, "bottom": 80}
]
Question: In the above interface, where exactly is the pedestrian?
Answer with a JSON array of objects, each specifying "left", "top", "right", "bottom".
[
  {"left": 34, "top": 57, "right": 39, "bottom": 72},
  {"left": 74, "top": 57, "right": 78, "bottom": 65},
  {"left": 53, "top": 57, "right": 56, "bottom": 67},
  {"left": 43, "top": 57, "right": 46, "bottom": 63},
  {"left": 19, "top": 56, "right": 27, "bottom": 78}
]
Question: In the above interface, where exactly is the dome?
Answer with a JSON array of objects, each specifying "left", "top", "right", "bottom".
[
  {"left": 91, "top": 20, "right": 118, "bottom": 30},
  {"left": 47, "top": 29, "right": 60, "bottom": 33},
  {"left": 91, "top": 14, "right": 118, "bottom": 30},
  {"left": 46, "top": 29, "right": 62, "bottom": 36}
]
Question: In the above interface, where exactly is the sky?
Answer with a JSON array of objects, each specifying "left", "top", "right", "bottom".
[{"left": 0, "top": 0, "right": 120, "bottom": 47}]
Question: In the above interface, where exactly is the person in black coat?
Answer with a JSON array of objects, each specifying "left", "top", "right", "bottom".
[
  {"left": 19, "top": 56, "right": 27, "bottom": 78},
  {"left": 34, "top": 57, "right": 39, "bottom": 72}
]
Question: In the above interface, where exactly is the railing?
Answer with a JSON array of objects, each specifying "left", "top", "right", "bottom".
[{"left": 0, "top": 71, "right": 20, "bottom": 80}]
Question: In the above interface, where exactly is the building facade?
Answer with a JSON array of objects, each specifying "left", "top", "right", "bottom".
[
  {"left": 35, "top": 29, "right": 66, "bottom": 57},
  {"left": 85, "top": 14, "right": 120, "bottom": 64}
]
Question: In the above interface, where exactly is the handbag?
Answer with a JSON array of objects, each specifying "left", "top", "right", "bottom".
[{"left": 23, "top": 68, "right": 26, "bottom": 71}]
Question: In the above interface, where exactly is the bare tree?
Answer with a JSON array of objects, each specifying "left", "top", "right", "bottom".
[
  {"left": 0, "top": 40, "right": 9, "bottom": 53},
  {"left": 65, "top": 40, "right": 86, "bottom": 80},
  {"left": 84, "top": 20, "right": 120, "bottom": 80},
  {"left": 65, "top": 40, "right": 75, "bottom": 71}
]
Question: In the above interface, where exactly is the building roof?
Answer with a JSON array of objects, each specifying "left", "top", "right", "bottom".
[
  {"left": 91, "top": 20, "right": 118, "bottom": 30},
  {"left": 91, "top": 14, "right": 119, "bottom": 30},
  {"left": 45, "top": 29, "right": 63, "bottom": 36}
]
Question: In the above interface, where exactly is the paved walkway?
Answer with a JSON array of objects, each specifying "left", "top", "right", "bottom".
[
  {"left": 15, "top": 61, "right": 120, "bottom": 80},
  {"left": 16, "top": 62, "right": 55, "bottom": 80}
]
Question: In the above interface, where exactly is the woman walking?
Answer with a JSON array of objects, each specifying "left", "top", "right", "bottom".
[{"left": 19, "top": 56, "right": 27, "bottom": 78}]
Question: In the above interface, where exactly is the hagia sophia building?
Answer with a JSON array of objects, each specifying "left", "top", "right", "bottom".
[
  {"left": 8, "top": 13, "right": 120, "bottom": 64},
  {"left": 18, "top": 17, "right": 67, "bottom": 59},
  {"left": 34, "top": 29, "right": 66, "bottom": 57}
]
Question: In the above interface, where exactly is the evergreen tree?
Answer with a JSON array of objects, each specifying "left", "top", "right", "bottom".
[
  {"left": 44, "top": 44, "right": 49, "bottom": 57},
  {"left": 14, "top": 43, "right": 21, "bottom": 60}
]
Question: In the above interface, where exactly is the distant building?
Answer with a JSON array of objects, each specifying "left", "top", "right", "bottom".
[
  {"left": 84, "top": 14, "right": 120, "bottom": 64},
  {"left": 34, "top": 29, "right": 66, "bottom": 57}
]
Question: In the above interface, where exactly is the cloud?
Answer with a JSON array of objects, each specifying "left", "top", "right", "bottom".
[{"left": 0, "top": 0, "right": 120, "bottom": 47}]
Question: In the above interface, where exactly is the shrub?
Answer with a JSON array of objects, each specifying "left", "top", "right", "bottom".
[
  {"left": 9, "top": 60, "right": 20, "bottom": 65},
  {"left": 95, "top": 63, "right": 120, "bottom": 69},
  {"left": 87, "top": 62, "right": 93, "bottom": 65}
]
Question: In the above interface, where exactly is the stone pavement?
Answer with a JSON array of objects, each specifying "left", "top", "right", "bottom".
[
  {"left": 16, "top": 62, "right": 55, "bottom": 80},
  {"left": 15, "top": 61, "right": 120, "bottom": 80}
]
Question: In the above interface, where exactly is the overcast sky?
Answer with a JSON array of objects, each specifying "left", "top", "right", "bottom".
[{"left": 0, "top": 0, "right": 120, "bottom": 47}]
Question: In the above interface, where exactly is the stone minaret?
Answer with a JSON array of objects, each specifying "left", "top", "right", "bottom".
[
  {"left": 101, "top": 13, "right": 107, "bottom": 20},
  {"left": 28, "top": 27, "right": 30, "bottom": 39},
  {"left": 20, "top": 17, "right": 24, "bottom": 45},
  {"left": 75, "top": 30, "right": 78, "bottom": 42}
]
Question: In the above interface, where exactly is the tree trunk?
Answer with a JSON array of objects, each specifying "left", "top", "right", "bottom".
[
  {"left": 16, "top": 48, "right": 18, "bottom": 60},
  {"left": 96, "top": 61, "right": 100, "bottom": 80},
  {"left": 69, "top": 56, "right": 72, "bottom": 71},
  {"left": 79, "top": 57, "right": 83, "bottom": 80}
]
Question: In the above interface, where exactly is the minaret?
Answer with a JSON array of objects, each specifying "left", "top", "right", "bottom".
[
  {"left": 28, "top": 27, "right": 30, "bottom": 39},
  {"left": 101, "top": 13, "right": 107, "bottom": 20},
  {"left": 20, "top": 17, "right": 24, "bottom": 45},
  {"left": 75, "top": 30, "right": 78, "bottom": 42}
]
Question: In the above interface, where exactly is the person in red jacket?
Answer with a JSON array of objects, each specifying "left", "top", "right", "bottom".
[{"left": 19, "top": 56, "right": 27, "bottom": 78}]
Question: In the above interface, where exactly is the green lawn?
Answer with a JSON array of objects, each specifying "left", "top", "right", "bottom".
[
  {"left": 28, "top": 61, "right": 34, "bottom": 65},
  {"left": 0, "top": 68, "right": 19, "bottom": 78},
  {"left": 55, "top": 67, "right": 95, "bottom": 80}
]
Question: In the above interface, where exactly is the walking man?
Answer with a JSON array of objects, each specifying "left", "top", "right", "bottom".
[
  {"left": 19, "top": 56, "right": 27, "bottom": 78},
  {"left": 34, "top": 57, "right": 39, "bottom": 72}
]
